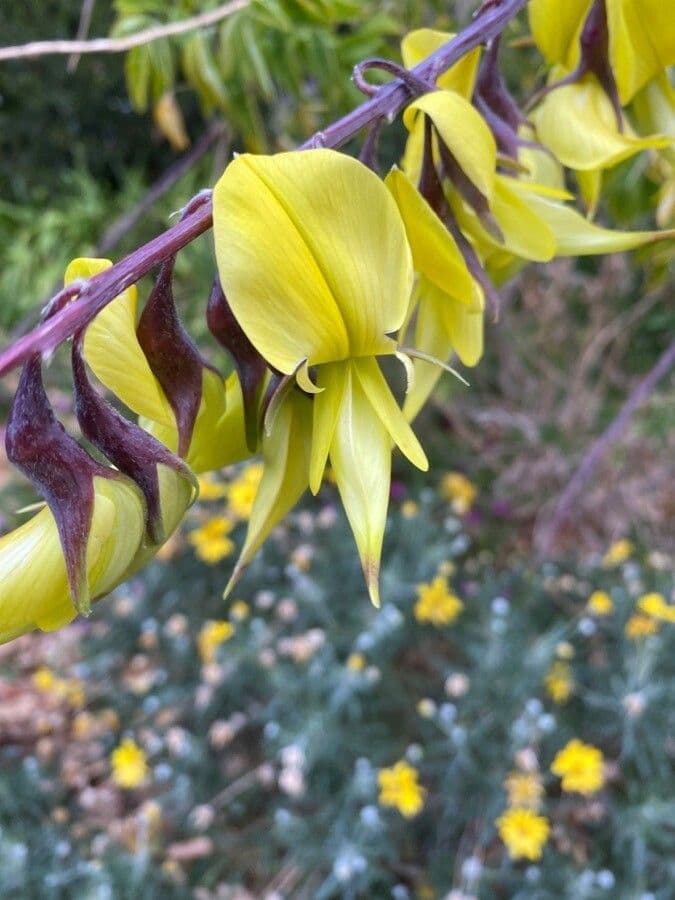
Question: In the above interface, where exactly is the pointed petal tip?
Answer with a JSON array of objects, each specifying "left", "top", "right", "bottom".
[
  {"left": 223, "top": 564, "right": 245, "bottom": 601},
  {"left": 364, "top": 560, "right": 381, "bottom": 608}
]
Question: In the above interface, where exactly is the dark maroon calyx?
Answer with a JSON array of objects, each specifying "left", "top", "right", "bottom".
[
  {"left": 5, "top": 355, "right": 109, "bottom": 615},
  {"left": 72, "top": 335, "right": 196, "bottom": 544},
  {"left": 206, "top": 278, "right": 266, "bottom": 452}
]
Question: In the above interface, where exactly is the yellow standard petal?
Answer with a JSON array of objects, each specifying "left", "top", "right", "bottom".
[
  {"left": 401, "top": 29, "right": 481, "bottom": 98},
  {"left": 213, "top": 150, "right": 413, "bottom": 372},
  {"left": 528, "top": 0, "right": 592, "bottom": 69},
  {"left": 607, "top": 0, "right": 675, "bottom": 104}
]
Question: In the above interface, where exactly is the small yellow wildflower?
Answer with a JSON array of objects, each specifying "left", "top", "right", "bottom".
[
  {"left": 110, "top": 738, "right": 149, "bottom": 789},
  {"left": 587, "top": 590, "right": 614, "bottom": 616},
  {"left": 625, "top": 614, "right": 660, "bottom": 639},
  {"left": 602, "top": 539, "right": 633, "bottom": 567},
  {"left": 550, "top": 739, "right": 605, "bottom": 795},
  {"left": 378, "top": 760, "right": 426, "bottom": 818},
  {"left": 198, "top": 620, "right": 235, "bottom": 664},
  {"left": 496, "top": 808, "right": 550, "bottom": 861},
  {"left": 346, "top": 652, "right": 366, "bottom": 673},
  {"left": 229, "top": 600, "right": 250, "bottom": 622},
  {"left": 189, "top": 517, "right": 235, "bottom": 564},
  {"left": 414, "top": 576, "right": 464, "bottom": 627},
  {"left": 637, "top": 592, "right": 675, "bottom": 623},
  {"left": 32, "top": 666, "right": 58, "bottom": 693},
  {"left": 440, "top": 472, "right": 477, "bottom": 515},
  {"left": 504, "top": 772, "right": 545, "bottom": 811},
  {"left": 227, "top": 463, "right": 264, "bottom": 520},
  {"left": 401, "top": 500, "right": 419, "bottom": 518},
  {"left": 197, "top": 474, "right": 228, "bottom": 501},
  {"left": 544, "top": 660, "right": 573, "bottom": 704}
]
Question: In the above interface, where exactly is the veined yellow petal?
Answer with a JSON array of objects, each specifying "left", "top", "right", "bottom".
[
  {"left": 508, "top": 182, "right": 675, "bottom": 254},
  {"left": 353, "top": 357, "right": 428, "bottom": 472},
  {"left": 66, "top": 259, "right": 174, "bottom": 426},
  {"left": 213, "top": 150, "right": 413, "bottom": 370},
  {"left": 403, "top": 281, "right": 449, "bottom": 422},
  {"left": 401, "top": 29, "right": 481, "bottom": 97},
  {"left": 402, "top": 115, "right": 426, "bottom": 185},
  {"left": 330, "top": 363, "right": 392, "bottom": 607},
  {"left": 533, "top": 77, "right": 671, "bottom": 170},
  {"left": 386, "top": 167, "right": 483, "bottom": 310},
  {"left": 310, "top": 362, "right": 346, "bottom": 495},
  {"left": 528, "top": 0, "right": 592, "bottom": 68},
  {"left": 404, "top": 92, "right": 497, "bottom": 203},
  {"left": 607, "top": 0, "right": 675, "bottom": 104},
  {"left": 0, "top": 475, "right": 145, "bottom": 643},
  {"left": 224, "top": 391, "right": 312, "bottom": 597}
]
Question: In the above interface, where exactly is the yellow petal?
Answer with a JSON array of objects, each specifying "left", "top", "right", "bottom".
[
  {"left": 528, "top": 0, "right": 592, "bottom": 68},
  {"left": 224, "top": 391, "right": 312, "bottom": 596},
  {"left": 353, "top": 357, "right": 428, "bottom": 472},
  {"left": 404, "top": 92, "right": 497, "bottom": 203},
  {"left": 213, "top": 150, "right": 413, "bottom": 371},
  {"left": 576, "top": 168, "right": 603, "bottom": 218},
  {"left": 330, "top": 363, "right": 391, "bottom": 606},
  {"left": 607, "top": 0, "right": 675, "bottom": 104},
  {"left": 67, "top": 259, "right": 174, "bottom": 426},
  {"left": 310, "top": 362, "right": 346, "bottom": 495},
  {"left": 0, "top": 476, "right": 145, "bottom": 643},
  {"left": 631, "top": 73, "right": 675, "bottom": 168},
  {"left": 386, "top": 167, "right": 483, "bottom": 310},
  {"left": 401, "top": 29, "right": 481, "bottom": 97},
  {"left": 533, "top": 76, "right": 671, "bottom": 170},
  {"left": 508, "top": 182, "right": 675, "bottom": 254},
  {"left": 403, "top": 282, "right": 449, "bottom": 422}
]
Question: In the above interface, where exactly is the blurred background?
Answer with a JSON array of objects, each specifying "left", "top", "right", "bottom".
[{"left": 0, "top": 2, "right": 673, "bottom": 898}]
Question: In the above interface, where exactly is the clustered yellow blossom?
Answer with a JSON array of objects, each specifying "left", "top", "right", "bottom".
[
  {"left": 227, "top": 463, "right": 264, "bottom": 520},
  {"left": 32, "top": 666, "right": 85, "bottom": 708},
  {"left": 440, "top": 472, "right": 477, "bottom": 515},
  {"left": 544, "top": 660, "right": 574, "bottom": 704},
  {"left": 378, "top": 760, "right": 426, "bottom": 818},
  {"left": 587, "top": 590, "right": 614, "bottom": 616},
  {"left": 495, "top": 808, "right": 550, "bottom": 861},
  {"left": 602, "top": 539, "right": 634, "bottom": 567},
  {"left": 198, "top": 619, "right": 235, "bottom": 663},
  {"left": 504, "top": 772, "right": 545, "bottom": 811},
  {"left": 189, "top": 516, "right": 235, "bottom": 564},
  {"left": 110, "top": 737, "right": 149, "bottom": 789},
  {"left": 625, "top": 614, "right": 659, "bottom": 640},
  {"left": 637, "top": 592, "right": 675, "bottom": 623},
  {"left": 414, "top": 575, "right": 464, "bottom": 626},
  {"left": 550, "top": 739, "right": 605, "bottom": 795}
]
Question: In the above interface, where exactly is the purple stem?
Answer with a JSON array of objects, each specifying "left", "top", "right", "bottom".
[{"left": 0, "top": 0, "right": 527, "bottom": 378}]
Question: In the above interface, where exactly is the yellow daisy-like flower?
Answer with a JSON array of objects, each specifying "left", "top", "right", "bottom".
[
  {"left": 625, "top": 613, "right": 660, "bottom": 640},
  {"left": 544, "top": 660, "right": 574, "bottom": 704},
  {"left": 550, "top": 739, "right": 605, "bottom": 795},
  {"left": 637, "top": 592, "right": 675, "bottom": 623},
  {"left": 198, "top": 619, "right": 235, "bottom": 664},
  {"left": 414, "top": 576, "right": 464, "bottom": 626},
  {"left": 110, "top": 738, "right": 149, "bottom": 789},
  {"left": 188, "top": 517, "right": 235, "bottom": 564},
  {"left": 587, "top": 590, "right": 614, "bottom": 616},
  {"left": 504, "top": 772, "right": 545, "bottom": 811},
  {"left": 440, "top": 472, "right": 477, "bottom": 515},
  {"left": 496, "top": 808, "right": 550, "bottom": 861},
  {"left": 378, "top": 760, "right": 426, "bottom": 818},
  {"left": 602, "top": 539, "right": 634, "bottom": 567},
  {"left": 227, "top": 463, "right": 264, "bottom": 521},
  {"left": 197, "top": 474, "right": 228, "bottom": 501}
]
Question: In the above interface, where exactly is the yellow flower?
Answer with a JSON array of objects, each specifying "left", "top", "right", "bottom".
[
  {"left": 197, "top": 474, "right": 228, "bottom": 501},
  {"left": 378, "top": 760, "right": 426, "bottom": 818},
  {"left": 32, "top": 667, "right": 85, "bottom": 708},
  {"left": 440, "top": 472, "right": 478, "bottom": 515},
  {"left": 346, "top": 652, "right": 366, "bottom": 673},
  {"left": 229, "top": 600, "right": 250, "bottom": 622},
  {"left": 550, "top": 739, "right": 605, "bottom": 795},
  {"left": 602, "top": 538, "right": 633, "bottom": 567},
  {"left": 504, "top": 772, "right": 545, "bottom": 811},
  {"left": 544, "top": 660, "right": 574, "bottom": 704},
  {"left": 227, "top": 463, "right": 264, "bottom": 520},
  {"left": 32, "top": 666, "right": 58, "bottom": 693},
  {"left": 587, "top": 590, "right": 614, "bottom": 616},
  {"left": 414, "top": 576, "right": 464, "bottom": 626},
  {"left": 625, "top": 614, "right": 660, "bottom": 639},
  {"left": 188, "top": 517, "right": 235, "bottom": 564},
  {"left": 198, "top": 619, "right": 235, "bottom": 664},
  {"left": 637, "top": 592, "right": 675, "bottom": 623},
  {"left": 110, "top": 738, "right": 149, "bottom": 789},
  {"left": 496, "top": 808, "right": 550, "bottom": 861}
]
